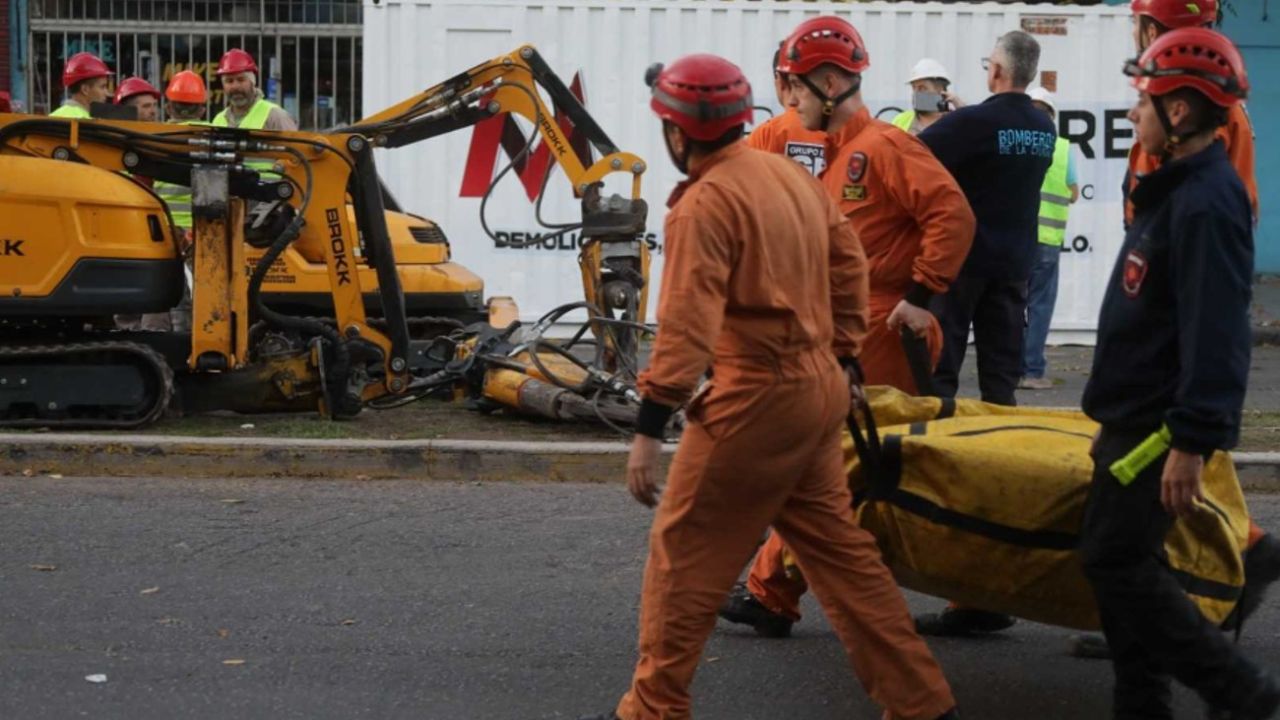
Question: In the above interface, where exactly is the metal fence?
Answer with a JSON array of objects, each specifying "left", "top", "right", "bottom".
[
  {"left": 30, "top": 0, "right": 362, "bottom": 25},
  {"left": 28, "top": 1, "right": 363, "bottom": 129}
]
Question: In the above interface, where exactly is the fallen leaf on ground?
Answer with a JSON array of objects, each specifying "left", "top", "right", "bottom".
[
  {"left": 217, "top": 628, "right": 230, "bottom": 639},
  {"left": 157, "top": 618, "right": 181, "bottom": 626},
  {"left": 140, "top": 587, "right": 160, "bottom": 595},
  {"left": 355, "top": 474, "right": 371, "bottom": 481},
  {"left": 85, "top": 674, "right": 107, "bottom": 683},
  {"left": 30, "top": 564, "right": 57, "bottom": 572},
  {"left": 240, "top": 423, "right": 255, "bottom": 430},
  {"left": 705, "top": 656, "right": 721, "bottom": 663},
  {"left": 341, "top": 619, "right": 357, "bottom": 626},
  {"left": 21, "top": 468, "right": 34, "bottom": 477},
  {"left": 219, "top": 499, "right": 245, "bottom": 505},
  {"left": 47, "top": 474, "right": 63, "bottom": 479},
  {"left": 222, "top": 659, "right": 246, "bottom": 666}
]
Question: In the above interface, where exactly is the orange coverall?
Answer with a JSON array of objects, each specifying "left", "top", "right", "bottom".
[
  {"left": 746, "top": 108, "right": 976, "bottom": 622},
  {"left": 615, "top": 141, "right": 954, "bottom": 720},
  {"left": 746, "top": 107, "right": 828, "bottom": 176},
  {"left": 1125, "top": 104, "right": 1266, "bottom": 551}
]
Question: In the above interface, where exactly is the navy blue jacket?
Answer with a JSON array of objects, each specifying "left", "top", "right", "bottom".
[
  {"left": 1082, "top": 142, "right": 1253, "bottom": 454},
  {"left": 919, "top": 92, "right": 1056, "bottom": 281}
]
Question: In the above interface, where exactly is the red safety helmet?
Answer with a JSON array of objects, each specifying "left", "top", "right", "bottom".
[
  {"left": 165, "top": 71, "right": 209, "bottom": 104},
  {"left": 217, "top": 48, "right": 258, "bottom": 76},
  {"left": 777, "top": 16, "right": 870, "bottom": 76},
  {"left": 1131, "top": 0, "right": 1218, "bottom": 29},
  {"left": 646, "top": 54, "right": 753, "bottom": 141},
  {"left": 114, "top": 76, "right": 161, "bottom": 104},
  {"left": 1124, "top": 27, "right": 1247, "bottom": 107},
  {"left": 62, "top": 51, "right": 112, "bottom": 89}
]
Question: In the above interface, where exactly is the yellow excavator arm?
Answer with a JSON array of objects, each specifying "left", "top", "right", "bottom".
[{"left": 350, "top": 45, "right": 651, "bottom": 370}]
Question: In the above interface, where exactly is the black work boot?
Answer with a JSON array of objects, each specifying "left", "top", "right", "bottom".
[
  {"left": 1206, "top": 667, "right": 1280, "bottom": 719},
  {"left": 915, "top": 606, "right": 1016, "bottom": 637},
  {"left": 717, "top": 583, "right": 794, "bottom": 638}
]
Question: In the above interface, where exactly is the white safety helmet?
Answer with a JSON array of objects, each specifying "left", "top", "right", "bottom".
[
  {"left": 907, "top": 58, "right": 952, "bottom": 85},
  {"left": 1028, "top": 86, "right": 1057, "bottom": 115}
]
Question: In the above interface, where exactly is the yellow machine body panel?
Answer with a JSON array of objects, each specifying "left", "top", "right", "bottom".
[
  {"left": 254, "top": 209, "right": 485, "bottom": 318},
  {"left": 0, "top": 155, "right": 176, "bottom": 299}
]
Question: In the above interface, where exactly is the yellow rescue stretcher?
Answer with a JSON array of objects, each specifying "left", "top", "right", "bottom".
[{"left": 839, "top": 387, "right": 1250, "bottom": 631}]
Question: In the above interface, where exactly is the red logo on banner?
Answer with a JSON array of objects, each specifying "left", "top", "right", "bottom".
[{"left": 459, "top": 73, "right": 592, "bottom": 201}]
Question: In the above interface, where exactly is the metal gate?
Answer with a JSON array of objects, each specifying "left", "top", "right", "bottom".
[{"left": 28, "top": 1, "right": 363, "bottom": 129}]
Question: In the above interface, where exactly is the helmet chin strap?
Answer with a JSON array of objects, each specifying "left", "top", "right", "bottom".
[
  {"left": 1153, "top": 95, "right": 1209, "bottom": 158},
  {"left": 1153, "top": 97, "right": 1181, "bottom": 158},
  {"left": 799, "top": 73, "right": 862, "bottom": 131},
  {"left": 662, "top": 121, "right": 693, "bottom": 175}
]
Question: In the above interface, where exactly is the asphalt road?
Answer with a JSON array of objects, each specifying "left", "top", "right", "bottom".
[{"left": 2, "top": 477, "right": 1278, "bottom": 720}]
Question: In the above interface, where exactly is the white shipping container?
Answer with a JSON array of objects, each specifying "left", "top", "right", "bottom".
[{"left": 363, "top": 0, "right": 1138, "bottom": 343}]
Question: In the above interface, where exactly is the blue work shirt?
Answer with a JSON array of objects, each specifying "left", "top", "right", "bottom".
[{"left": 919, "top": 92, "right": 1056, "bottom": 281}]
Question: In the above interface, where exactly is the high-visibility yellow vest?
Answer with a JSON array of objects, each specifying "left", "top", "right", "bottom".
[
  {"left": 1038, "top": 137, "right": 1072, "bottom": 247},
  {"left": 212, "top": 97, "right": 279, "bottom": 130},
  {"left": 50, "top": 103, "right": 91, "bottom": 119},
  {"left": 154, "top": 120, "right": 212, "bottom": 230},
  {"left": 891, "top": 110, "right": 915, "bottom": 132}
]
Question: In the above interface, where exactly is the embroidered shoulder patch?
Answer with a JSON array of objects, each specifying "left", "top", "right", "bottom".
[
  {"left": 1122, "top": 249, "right": 1148, "bottom": 298},
  {"left": 846, "top": 152, "right": 868, "bottom": 183}
]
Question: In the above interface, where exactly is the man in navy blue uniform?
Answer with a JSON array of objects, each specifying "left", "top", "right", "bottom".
[
  {"left": 911, "top": 29, "right": 1057, "bottom": 639},
  {"left": 918, "top": 30, "right": 1056, "bottom": 408},
  {"left": 1080, "top": 27, "right": 1279, "bottom": 720}
]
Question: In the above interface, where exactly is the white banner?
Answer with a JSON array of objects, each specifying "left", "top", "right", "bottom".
[{"left": 364, "top": 0, "right": 1140, "bottom": 343}]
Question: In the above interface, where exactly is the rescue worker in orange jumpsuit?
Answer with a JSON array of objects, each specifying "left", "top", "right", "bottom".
[
  {"left": 746, "top": 45, "right": 828, "bottom": 177},
  {"left": 718, "top": 14, "right": 977, "bottom": 639},
  {"left": 580, "top": 54, "right": 958, "bottom": 720},
  {"left": 1069, "top": 0, "right": 1280, "bottom": 662}
]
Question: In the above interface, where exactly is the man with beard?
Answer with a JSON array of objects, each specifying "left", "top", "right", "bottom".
[{"left": 213, "top": 49, "right": 297, "bottom": 131}]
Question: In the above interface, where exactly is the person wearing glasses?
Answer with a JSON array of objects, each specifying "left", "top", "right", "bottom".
[
  {"left": 916, "top": 32, "right": 1055, "bottom": 412},
  {"left": 908, "top": 31, "right": 1056, "bottom": 637}
]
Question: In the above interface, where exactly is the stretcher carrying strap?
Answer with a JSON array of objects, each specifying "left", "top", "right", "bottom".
[
  {"left": 899, "top": 326, "right": 937, "bottom": 397},
  {"left": 846, "top": 396, "right": 888, "bottom": 501}
]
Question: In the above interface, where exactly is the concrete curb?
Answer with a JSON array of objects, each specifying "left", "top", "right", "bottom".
[
  {"left": 1, "top": 433, "right": 1278, "bottom": 490},
  {"left": 0, "top": 433, "right": 673, "bottom": 484}
]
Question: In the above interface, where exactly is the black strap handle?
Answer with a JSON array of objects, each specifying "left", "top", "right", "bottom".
[
  {"left": 900, "top": 326, "right": 938, "bottom": 397},
  {"left": 847, "top": 392, "right": 888, "bottom": 502}
]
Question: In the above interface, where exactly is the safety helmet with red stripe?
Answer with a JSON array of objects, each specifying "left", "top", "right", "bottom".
[
  {"left": 645, "top": 54, "right": 753, "bottom": 141},
  {"left": 217, "top": 48, "right": 258, "bottom": 76},
  {"left": 1131, "top": 0, "right": 1217, "bottom": 29},
  {"left": 777, "top": 16, "right": 869, "bottom": 128},
  {"left": 114, "top": 76, "right": 161, "bottom": 104},
  {"left": 1124, "top": 27, "right": 1246, "bottom": 150},
  {"left": 1124, "top": 27, "right": 1247, "bottom": 108},
  {"left": 165, "top": 71, "right": 209, "bottom": 104},
  {"left": 63, "top": 52, "right": 112, "bottom": 89}
]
